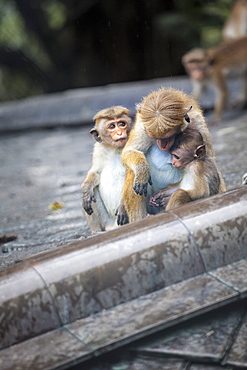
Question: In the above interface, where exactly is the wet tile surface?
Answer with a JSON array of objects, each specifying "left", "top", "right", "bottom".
[
  {"left": 27, "top": 214, "right": 205, "bottom": 325},
  {"left": 0, "top": 82, "right": 247, "bottom": 369},
  {"left": 133, "top": 301, "right": 245, "bottom": 362},
  {"left": 0, "top": 261, "right": 60, "bottom": 349},
  {"left": 209, "top": 258, "right": 247, "bottom": 294},
  {"left": 189, "top": 365, "right": 225, "bottom": 369},
  {"left": 169, "top": 187, "right": 247, "bottom": 271},
  {"left": 0, "top": 327, "right": 90, "bottom": 370},
  {"left": 227, "top": 310, "right": 247, "bottom": 368},
  {"left": 85, "top": 356, "right": 185, "bottom": 370},
  {"left": 66, "top": 274, "right": 237, "bottom": 353}
]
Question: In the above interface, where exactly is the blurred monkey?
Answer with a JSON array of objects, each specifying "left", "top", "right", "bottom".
[
  {"left": 182, "top": 37, "right": 247, "bottom": 121},
  {"left": 223, "top": 0, "right": 247, "bottom": 42},
  {"left": 81, "top": 106, "right": 132, "bottom": 233}
]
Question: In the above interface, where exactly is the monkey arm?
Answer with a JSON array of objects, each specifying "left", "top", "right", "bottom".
[
  {"left": 166, "top": 189, "right": 192, "bottom": 210},
  {"left": 121, "top": 121, "right": 153, "bottom": 196},
  {"left": 122, "top": 150, "right": 152, "bottom": 196},
  {"left": 149, "top": 182, "right": 180, "bottom": 208},
  {"left": 81, "top": 171, "right": 100, "bottom": 215}
]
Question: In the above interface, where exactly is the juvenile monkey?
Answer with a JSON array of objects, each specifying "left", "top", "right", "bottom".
[
  {"left": 182, "top": 37, "right": 247, "bottom": 121},
  {"left": 81, "top": 106, "right": 132, "bottom": 233},
  {"left": 222, "top": 0, "right": 247, "bottom": 42},
  {"left": 117, "top": 88, "right": 226, "bottom": 224},
  {"left": 149, "top": 128, "right": 225, "bottom": 210}
]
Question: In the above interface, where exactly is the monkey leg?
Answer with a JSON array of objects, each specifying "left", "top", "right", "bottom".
[
  {"left": 82, "top": 208, "right": 103, "bottom": 234},
  {"left": 82, "top": 190, "right": 115, "bottom": 233},
  {"left": 165, "top": 188, "right": 192, "bottom": 210},
  {"left": 213, "top": 72, "right": 228, "bottom": 121},
  {"left": 232, "top": 69, "right": 247, "bottom": 108},
  {"left": 122, "top": 169, "right": 147, "bottom": 223}
]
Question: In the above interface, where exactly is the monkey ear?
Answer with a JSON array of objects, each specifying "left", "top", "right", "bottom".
[
  {"left": 184, "top": 114, "right": 190, "bottom": 123},
  {"left": 90, "top": 128, "right": 102, "bottom": 143},
  {"left": 194, "top": 144, "right": 206, "bottom": 159},
  {"left": 183, "top": 106, "right": 192, "bottom": 124}
]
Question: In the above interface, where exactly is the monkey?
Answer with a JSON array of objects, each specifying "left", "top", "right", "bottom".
[
  {"left": 222, "top": 0, "right": 247, "bottom": 42},
  {"left": 81, "top": 106, "right": 132, "bottom": 233},
  {"left": 149, "top": 128, "right": 225, "bottom": 210},
  {"left": 182, "top": 37, "right": 247, "bottom": 121},
  {"left": 116, "top": 88, "right": 226, "bottom": 225}
]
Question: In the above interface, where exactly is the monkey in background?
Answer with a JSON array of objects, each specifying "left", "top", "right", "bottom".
[
  {"left": 149, "top": 128, "right": 226, "bottom": 210},
  {"left": 182, "top": 37, "right": 247, "bottom": 121},
  {"left": 222, "top": 0, "right": 247, "bottom": 42},
  {"left": 116, "top": 88, "right": 226, "bottom": 225},
  {"left": 81, "top": 106, "right": 132, "bottom": 233}
]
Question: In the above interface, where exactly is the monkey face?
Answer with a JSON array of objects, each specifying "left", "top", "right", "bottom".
[
  {"left": 186, "top": 62, "right": 209, "bottom": 81},
  {"left": 104, "top": 118, "right": 130, "bottom": 148},
  {"left": 170, "top": 148, "right": 194, "bottom": 169}
]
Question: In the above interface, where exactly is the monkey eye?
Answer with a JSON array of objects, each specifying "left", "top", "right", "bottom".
[
  {"left": 118, "top": 121, "right": 127, "bottom": 127},
  {"left": 172, "top": 154, "right": 180, "bottom": 160},
  {"left": 108, "top": 123, "right": 116, "bottom": 130}
]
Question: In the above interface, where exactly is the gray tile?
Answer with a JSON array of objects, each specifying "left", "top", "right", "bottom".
[
  {"left": 168, "top": 187, "right": 247, "bottom": 270},
  {"left": 66, "top": 275, "right": 237, "bottom": 354},
  {"left": 26, "top": 213, "right": 204, "bottom": 325},
  {"left": 0, "top": 261, "right": 60, "bottom": 349},
  {"left": 210, "top": 259, "right": 247, "bottom": 294},
  {"left": 134, "top": 302, "right": 244, "bottom": 362},
  {"left": 86, "top": 357, "right": 185, "bottom": 370},
  {"left": 227, "top": 311, "right": 247, "bottom": 368},
  {"left": 0, "top": 328, "right": 90, "bottom": 370},
  {"left": 189, "top": 365, "right": 225, "bottom": 369}
]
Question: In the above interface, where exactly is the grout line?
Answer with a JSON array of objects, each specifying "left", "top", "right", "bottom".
[{"left": 165, "top": 210, "right": 207, "bottom": 272}]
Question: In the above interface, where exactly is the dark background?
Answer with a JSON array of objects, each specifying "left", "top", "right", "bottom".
[{"left": 0, "top": 0, "right": 233, "bottom": 102}]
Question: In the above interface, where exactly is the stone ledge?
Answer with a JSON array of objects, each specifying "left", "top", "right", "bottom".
[
  {"left": 0, "top": 187, "right": 246, "bottom": 368},
  {"left": 0, "top": 267, "right": 246, "bottom": 369}
]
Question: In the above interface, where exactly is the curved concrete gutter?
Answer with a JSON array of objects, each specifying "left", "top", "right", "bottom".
[{"left": 0, "top": 187, "right": 246, "bottom": 369}]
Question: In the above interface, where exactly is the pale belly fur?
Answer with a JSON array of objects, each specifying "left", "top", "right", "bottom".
[{"left": 99, "top": 151, "right": 125, "bottom": 218}]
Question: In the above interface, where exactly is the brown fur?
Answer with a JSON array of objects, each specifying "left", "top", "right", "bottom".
[
  {"left": 82, "top": 106, "right": 132, "bottom": 233},
  {"left": 182, "top": 37, "right": 247, "bottom": 121},
  {"left": 118, "top": 88, "right": 226, "bottom": 223},
  {"left": 150, "top": 128, "right": 226, "bottom": 210},
  {"left": 222, "top": 0, "right": 247, "bottom": 42}
]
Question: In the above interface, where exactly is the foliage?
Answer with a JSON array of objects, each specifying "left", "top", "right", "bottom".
[{"left": 0, "top": 0, "right": 236, "bottom": 102}]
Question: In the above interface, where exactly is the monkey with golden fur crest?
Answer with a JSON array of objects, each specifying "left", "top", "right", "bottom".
[
  {"left": 116, "top": 88, "right": 226, "bottom": 225},
  {"left": 150, "top": 128, "right": 225, "bottom": 210},
  {"left": 222, "top": 0, "right": 247, "bottom": 42},
  {"left": 81, "top": 106, "right": 132, "bottom": 233},
  {"left": 182, "top": 37, "right": 247, "bottom": 122}
]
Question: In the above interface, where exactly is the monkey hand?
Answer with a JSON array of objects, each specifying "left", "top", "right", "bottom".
[
  {"left": 133, "top": 165, "right": 152, "bottom": 196},
  {"left": 149, "top": 188, "right": 171, "bottom": 209},
  {"left": 115, "top": 202, "right": 129, "bottom": 226},
  {"left": 82, "top": 183, "right": 96, "bottom": 215}
]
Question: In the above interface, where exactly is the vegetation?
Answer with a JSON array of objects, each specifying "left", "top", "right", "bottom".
[{"left": 0, "top": 0, "right": 234, "bottom": 101}]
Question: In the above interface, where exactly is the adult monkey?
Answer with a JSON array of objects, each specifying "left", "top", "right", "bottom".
[
  {"left": 81, "top": 106, "right": 132, "bottom": 233},
  {"left": 182, "top": 37, "right": 247, "bottom": 121},
  {"left": 117, "top": 88, "right": 226, "bottom": 225}
]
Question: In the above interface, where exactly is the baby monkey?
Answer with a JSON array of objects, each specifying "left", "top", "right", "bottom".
[{"left": 150, "top": 128, "right": 225, "bottom": 210}]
